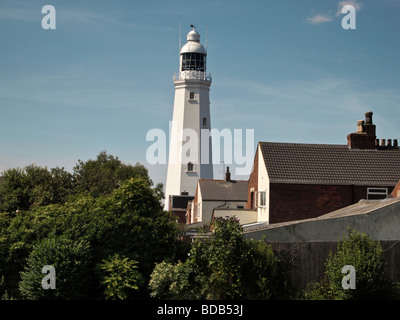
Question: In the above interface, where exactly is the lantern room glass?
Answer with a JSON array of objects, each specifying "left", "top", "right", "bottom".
[{"left": 181, "top": 53, "right": 205, "bottom": 72}]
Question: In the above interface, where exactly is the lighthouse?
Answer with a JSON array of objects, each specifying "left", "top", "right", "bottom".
[{"left": 164, "top": 26, "right": 213, "bottom": 211}]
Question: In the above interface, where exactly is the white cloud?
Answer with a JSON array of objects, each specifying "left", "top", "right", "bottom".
[
  {"left": 306, "top": 13, "right": 333, "bottom": 25},
  {"left": 306, "top": 1, "right": 363, "bottom": 25},
  {"left": 336, "top": 0, "right": 363, "bottom": 15}
]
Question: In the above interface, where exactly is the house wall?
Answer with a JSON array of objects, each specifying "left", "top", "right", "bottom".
[
  {"left": 391, "top": 181, "right": 400, "bottom": 197},
  {"left": 246, "top": 146, "right": 258, "bottom": 210},
  {"left": 201, "top": 200, "right": 247, "bottom": 224},
  {"left": 268, "top": 183, "right": 394, "bottom": 224},
  {"left": 190, "top": 182, "right": 200, "bottom": 223},
  {"left": 257, "top": 149, "right": 270, "bottom": 223},
  {"left": 213, "top": 209, "right": 258, "bottom": 225},
  {"left": 172, "top": 210, "right": 186, "bottom": 224},
  {"left": 244, "top": 199, "right": 400, "bottom": 242}
]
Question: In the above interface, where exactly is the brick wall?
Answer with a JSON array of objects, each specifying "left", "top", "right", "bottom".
[
  {"left": 391, "top": 181, "right": 400, "bottom": 197},
  {"left": 347, "top": 132, "right": 376, "bottom": 149},
  {"left": 269, "top": 183, "right": 394, "bottom": 224},
  {"left": 245, "top": 147, "right": 258, "bottom": 210},
  {"left": 192, "top": 186, "right": 199, "bottom": 223}
]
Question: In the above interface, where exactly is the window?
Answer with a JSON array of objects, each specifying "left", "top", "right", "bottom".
[
  {"left": 202, "top": 117, "right": 207, "bottom": 127},
  {"left": 250, "top": 191, "right": 254, "bottom": 209},
  {"left": 237, "top": 205, "right": 244, "bottom": 209},
  {"left": 181, "top": 52, "right": 205, "bottom": 71},
  {"left": 187, "top": 162, "right": 194, "bottom": 172},
  {"left": 367, "top": 188, "right": 388, "bottom": 200},
  {"left": 259, "top": 191, "right": 266, "bottom": 207},
  {"left": 189, "top": 92, "right": 195, "bottom": 100},
  {"left": 194, "top": 203, "right": 198, "bottom": 221}
]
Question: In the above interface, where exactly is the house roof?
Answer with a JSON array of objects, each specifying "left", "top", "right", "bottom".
[
  {"left": 198, "top": 179, "right": 248, "bottom": 201},
  {"left": 259, "top": 142, "right": 400, "bottom": 186}
]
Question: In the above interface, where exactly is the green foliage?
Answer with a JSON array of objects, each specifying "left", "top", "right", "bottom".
[
  {"left": 97, "top": 254, "right": 144, "bottom": 300},
  {"left": 200, "top": 216, "right": 250, "bottom": 299},
  {"left": 0, "top": 153, "right": 181, "bottom": 299},
  {"left": 149, "top": 261, "right": 199, "bottom": 300},
  {"left": 0, "top": 165, "right": 73, "bottom": 213},
  {"left": 242, "top": 240, "right": 290, "bottom": 299},
  {"left": 0, "top": 151, "right": 165, "bottom": 214},
  {"left": 72, "top": 151, "right": 162, "bottom": 199},
  {"left": 149, "top": 216, "right": 289, "bottom": 300},
  {"left": 303, "top": 228, "right": 395, "bottom": 300},
  {"left": 19, "top": 236, "right": 92, "bottom": 300}
]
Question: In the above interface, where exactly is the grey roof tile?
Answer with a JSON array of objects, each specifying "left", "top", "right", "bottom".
[
  {"left": 260, "top": 142, "right": 400, "bottom": 185},
  {"left": 199, "top": 179, "right": 248, "bottom": 201}
]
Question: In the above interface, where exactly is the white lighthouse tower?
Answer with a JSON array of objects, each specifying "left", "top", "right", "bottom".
[{"left": 164, "top": 26, "right": 213, "bottom": 210}]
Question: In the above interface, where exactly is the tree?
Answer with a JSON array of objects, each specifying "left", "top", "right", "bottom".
[
  {"left": 1, "top": 177, "right": 180, "bottom": 299},
  {"left": 149, "top": 216, "right": 288, "bottom": 300},
  {"left": 96, "top": 254, "right": 144, "bottom": 300},
  {"left": 19, "top": 236, "right": 92, "bottom": 300},
  {"left": 304, "top": 228, "right": 395, "bottom": 300},
  {"left": 0, "top": 165, "right": 73, "bottom": 213},
  {"left": 242, "top": 239, "right": 290, "bottom": 299},
  {"left": 72, "top": 151, "right": 162, "bottom": 199},
  {"left": 0, "top": 153, "right": 179, "bottom": 299}
]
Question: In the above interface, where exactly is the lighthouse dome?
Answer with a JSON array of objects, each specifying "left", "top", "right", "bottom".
[
  {"left": 180, "top": 29, "right": 207, "bottom": 55},
  {"left": 187, "top": 29, "right": 200, "bottom": 42}
]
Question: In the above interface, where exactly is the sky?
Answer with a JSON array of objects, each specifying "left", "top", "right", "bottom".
[{"left": 1, "top": 0, "right": 400, "bottom": 186}]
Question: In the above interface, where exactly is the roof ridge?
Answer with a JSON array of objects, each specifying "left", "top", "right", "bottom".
[{"left": 259, "top": 141, "right": 347, "bottom": 147}]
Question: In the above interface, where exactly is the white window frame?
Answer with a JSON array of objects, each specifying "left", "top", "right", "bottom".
[
  {"left": 255, "top": 190, "right": 267, "bottom": 208},
  {"left": 259, "top": 190, "right": 266, "bottom": 207},
  {"left": 186, "top": 162, "right": 194, "bottom": 172},
  {"left": 367, "top": 187, "right": 388, "bottom": 200}
]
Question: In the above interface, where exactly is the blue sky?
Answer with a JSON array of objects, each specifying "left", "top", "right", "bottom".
[{"left": 1, "top": 0, "right": 399, "bottom": 185}]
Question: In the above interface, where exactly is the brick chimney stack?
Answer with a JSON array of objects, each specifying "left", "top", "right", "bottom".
[{"left": 347, "top": 111, "right": 377, "bottom": 149}]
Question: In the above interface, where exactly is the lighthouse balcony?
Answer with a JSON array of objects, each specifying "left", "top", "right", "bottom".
[{"left": 174, "top": 71, "right": 212, "bottom": 83}]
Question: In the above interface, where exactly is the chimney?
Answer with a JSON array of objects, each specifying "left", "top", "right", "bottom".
[
  {"left": 365, "top": 111, "right": 373, "bottom": 125},
  {"left": 394, "top": 139, "right": 398, "bottom": 148},
  {"left": 225, "top": 166, "right": 231, "bottom": 182},
  {"left": 347, "top": 111, "right": 377, "bottom": 149},
  {"left": 357, "top": 120, "right": 365, "bottom": 133},
  {"left": 363, "top": 111, "right": 376, "bottom": 136}
]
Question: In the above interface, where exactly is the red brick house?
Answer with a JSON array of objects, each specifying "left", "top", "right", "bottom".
[{"left": 246, "top": 111, "right": 400, "bottom": 224}]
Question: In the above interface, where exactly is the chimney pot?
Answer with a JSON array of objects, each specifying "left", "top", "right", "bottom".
[
  {"left": 381, "top": 139, "right": 386, "bottom": 147},
  {"left": 365, "top": 111, "right": 373, "bottom": 125},
  {"left": 225, "top": 166, "right": 231, "bottom": 182},
  {"left": 357, "top": 120, "right": 365, "bottom": 133},
  {"left": 394, "top": 139, "right": 398, "bottom": 148},
  {"left": 387, "top": 139, "right": 392, "bottom": 147}
]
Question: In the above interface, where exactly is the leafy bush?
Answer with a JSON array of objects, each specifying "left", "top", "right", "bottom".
[
  {"left": 19, "top": 236, "right": 92, "bottom": 300},
  {"left": 304, "top": 228, "right": 395, "bottom": 300},
  {"left": 97, "top": 254, "right": 144, "bottom": 300},
  {"left": 149, "top": 216, "right": 289, "bottom": 300}
]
